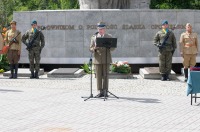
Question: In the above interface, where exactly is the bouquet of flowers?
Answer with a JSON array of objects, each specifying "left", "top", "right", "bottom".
[
  {"left": 111, "top": 61, "right": 131, "bottom": 74},
  {"left": 1, "top": 27, "right": 8, "bottom": 38}
]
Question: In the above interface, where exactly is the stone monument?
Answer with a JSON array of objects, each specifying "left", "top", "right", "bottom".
[
  {"left": 79, "top": 0, "right": 150, "bottom": 9},
  {"left": 13, "top": 2, "right": 200, "bottom": 68}
]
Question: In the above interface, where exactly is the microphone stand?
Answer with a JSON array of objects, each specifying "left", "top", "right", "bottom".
[{"left": 82, "top": 51, "right": 94, "bottom": 101}]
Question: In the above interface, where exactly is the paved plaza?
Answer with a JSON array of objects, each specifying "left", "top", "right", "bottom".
[{"left": 0, "top": 73, "right": 200, "bottom": 132}]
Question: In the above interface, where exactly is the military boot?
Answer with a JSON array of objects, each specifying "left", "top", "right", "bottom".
[
  {"left": 13, "top": 64, "right": 18, "bottom": 79},
  {"left": 30, "top": 71, "right": 35, "bottom": 79},
  {"left": 184, "top": 68, "right": 188, "bottom": 82},
  {"left": 161, "top": 74, "right": 166, "bottom": 81},
  {"left": 35, "top": 71, "right": 39, "bottom": 79},
  {"left": 165, "top": 74, "right": 170, "bottom": 81},
  {"left": 9, "top": 64, "right": 14, "bottom": 79}
]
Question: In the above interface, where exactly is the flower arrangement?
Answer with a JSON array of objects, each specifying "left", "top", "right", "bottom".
[
  {"left": 1, "top": 27, "right": 8, "bottom": 39},
  {"left": 111, "top": 61, "right": 131, "bottom": 74}
]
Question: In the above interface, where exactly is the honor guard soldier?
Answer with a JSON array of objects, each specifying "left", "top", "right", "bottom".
[
  {"left": 153, "top": 20, "right": 177, "bottom": 81},
  {"left": 180, "top": 23, "right": 198, "bottom": 82},
  {"left": 22, "top": 20, "right": 45, "bottom": 79},
  {"left": 0, "top": 33, "right": 3, "bottom": 54},
  {"left": 5, "top": 20, "right": 21, "bottom": 79},
  {"left": 89, "top": 22, "right": 115, "bottom": 97}
]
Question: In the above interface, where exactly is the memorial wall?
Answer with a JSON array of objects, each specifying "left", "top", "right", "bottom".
[{"left": 13, "top": 9, "right": 200, "bottom": 64}]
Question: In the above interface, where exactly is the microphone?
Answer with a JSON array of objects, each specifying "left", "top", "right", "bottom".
[{"left": 94, "top": 32, "right": 99, "bottom": 35}]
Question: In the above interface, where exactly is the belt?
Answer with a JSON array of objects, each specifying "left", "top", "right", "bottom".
[{"left": 184, "top": 44, "right": 194, "bottom": 47}]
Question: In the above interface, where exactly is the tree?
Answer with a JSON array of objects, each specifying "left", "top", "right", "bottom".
[
  {"left": 0, "top": 0, "right": 79, "bottom": 30},
  {"left": 150, "top": 0, "right": 200, "bottom": 9}
]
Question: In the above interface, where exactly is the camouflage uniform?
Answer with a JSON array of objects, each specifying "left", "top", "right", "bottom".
[
  {"left": 22, "top": 28, "right": 45, "bottom": 78},
  {"left": 153, "top": 29, "right": 177, "bottom": 80}
]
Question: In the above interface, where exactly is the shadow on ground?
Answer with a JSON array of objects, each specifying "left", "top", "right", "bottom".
[
  {"left": 119, "top": 97, "right": 161, "bottom": 103},
  {"left": 0, "top": 89, "right": 23, "bottom": 93}
]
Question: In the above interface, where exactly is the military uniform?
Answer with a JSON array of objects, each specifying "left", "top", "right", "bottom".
[
  {"left": 90, "top": 22, "right": 115, "bottom": 96},
  {"left": 0, "top": 34, "right": 3, "bottom": 53},
  {"left": 179, "top": 23, "right": 198, "bottom": 81},
  {"left": 5, "top": 21, "right": 21, "bottom": 79},
  {"left": 22, "top": 20, "right": 45, "bottom": 79},
  {"left": 180, "top": 32, "right": 198, "bottom": 66},
  {"left": 153, "top": 20, "right": 177, "bottom": 80}
]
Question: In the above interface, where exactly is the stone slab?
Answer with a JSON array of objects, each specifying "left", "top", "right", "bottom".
[
  {"left": 144, "top": 67, "right": 160, "bottom": 74},
  {"left": 51, "top": 68, "right": 79, "bottom": 75},
  {"left": 47, "top": 68, "right": 84, "bottom": 78},
  {"left": 3, "top": 68, "right": 44, "bottom": 77},
  {"left": 139, "top": 67, "right": 176, "bottom": 79},
  {"left": 109, "top": 72, "right": 134, "bottom": 79}
]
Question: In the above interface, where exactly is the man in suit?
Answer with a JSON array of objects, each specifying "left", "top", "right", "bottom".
[{"left": 89, "top": 22, "right": 115, "bottom": 97}]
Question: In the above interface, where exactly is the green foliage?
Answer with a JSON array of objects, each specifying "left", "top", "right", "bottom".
[
  {"left": 111, "top": 65, "right": 131, "bottom": 74},
  {"left": 111, "top": 62, "right": 131, "bottom": 74},
  {"left": 150, "top": 0, "right": 200, "bottom": 9},
  {"left": 0, "top": 54, "right": 10, "bottom": 71},
  {"left": 81, "top": 63, "right": 93, "bottom": 74},
  {"left": 0, "top": 0, "right": 79, "bottom": 28}
]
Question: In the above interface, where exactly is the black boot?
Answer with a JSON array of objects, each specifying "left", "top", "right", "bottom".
[
  {"left": 9, "top": 64, "right": 14, "bottom": 79},
  {"left": 165, "top": 74, "right": 170, "bottom": 81},
  {"left": 161, "top": 74, "right": 166, "bottom": 81},
  {"left": 30, "top": 71, "right": 34, "bottom": 79},
  {"left": 13, "top": 64, "right": 18, "bottom": 79},
  {"left": 184, "top": 68, "right": 188, "bottom": 82},
  {"left": 35, "top": 71, "right": 39, "bottom": 79}
]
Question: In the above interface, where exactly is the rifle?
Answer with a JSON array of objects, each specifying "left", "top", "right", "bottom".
[
  {"left": 1, "top": 32, "right": 21, "bottom": 54},
  {"left": 26, "top": 30, "right": 40, "bottom": 50},
  {"left": 157, "top": 23, "right": 178, "bottom": 55}
]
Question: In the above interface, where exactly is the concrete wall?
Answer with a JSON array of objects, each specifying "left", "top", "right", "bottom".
[{"left": 13, "top": 9, "right": 200, "bottom": 64}]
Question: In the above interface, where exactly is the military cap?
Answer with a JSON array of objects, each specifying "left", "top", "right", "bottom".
[
  {"left": 31, "top": 20, "right": 37, "bottom": 25},
  {"left": 10, "top": 20, "right": 17, "bottom": 25},
  {"left": 97, "top": 22, "right": 106, "bottom": 29},
  {"left": 162, "top": 20, "right": 168, "bottom": 25}
]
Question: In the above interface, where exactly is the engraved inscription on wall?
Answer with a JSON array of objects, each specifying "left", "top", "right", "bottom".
[{"left": 39, "top": 24, "right": 185, "bottom": 30}]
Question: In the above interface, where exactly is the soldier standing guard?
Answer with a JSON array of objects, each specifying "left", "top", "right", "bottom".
[
  {"left": 180, "top": 23, "right": 198, "bottom": 82},
  {"left": 22, "top": 20, "right": 45, "bottom": 79},
  {"left": 0, "top": 33, "right": 3, "bottom": 54},
  {"left": 89, "top": 22, "right": 115, "bottom": 97},
  {"left": 153, "top": 20, "right": 177, "bottom": 81},
  {"left": 5, "top": 21, "right": 21, "bottom": 79}
]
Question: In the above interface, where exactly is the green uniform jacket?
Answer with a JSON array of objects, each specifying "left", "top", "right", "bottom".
[
  {"left": 22, "top": 29, "right": 45, "bottom": 50},
  {"left": 90, "top": 33, "right": 115, "bottom": 64},
  {"left": 153, "top": 30, "right": 177, "bottom": 52}
]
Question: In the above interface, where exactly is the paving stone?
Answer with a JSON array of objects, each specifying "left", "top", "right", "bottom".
[{"left": 0, "top": 73, "right": 199, "bottom": 131}]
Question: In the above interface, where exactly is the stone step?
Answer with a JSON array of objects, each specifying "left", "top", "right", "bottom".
[
  {"left": 109, "top": 72, "right": 134, "bottom": 79},
  {"left": 47, "top": 68, "right": 85, "bottom": 78},
  {"left": 139, "top": 67, "right": 176, "bottom": 80}
]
